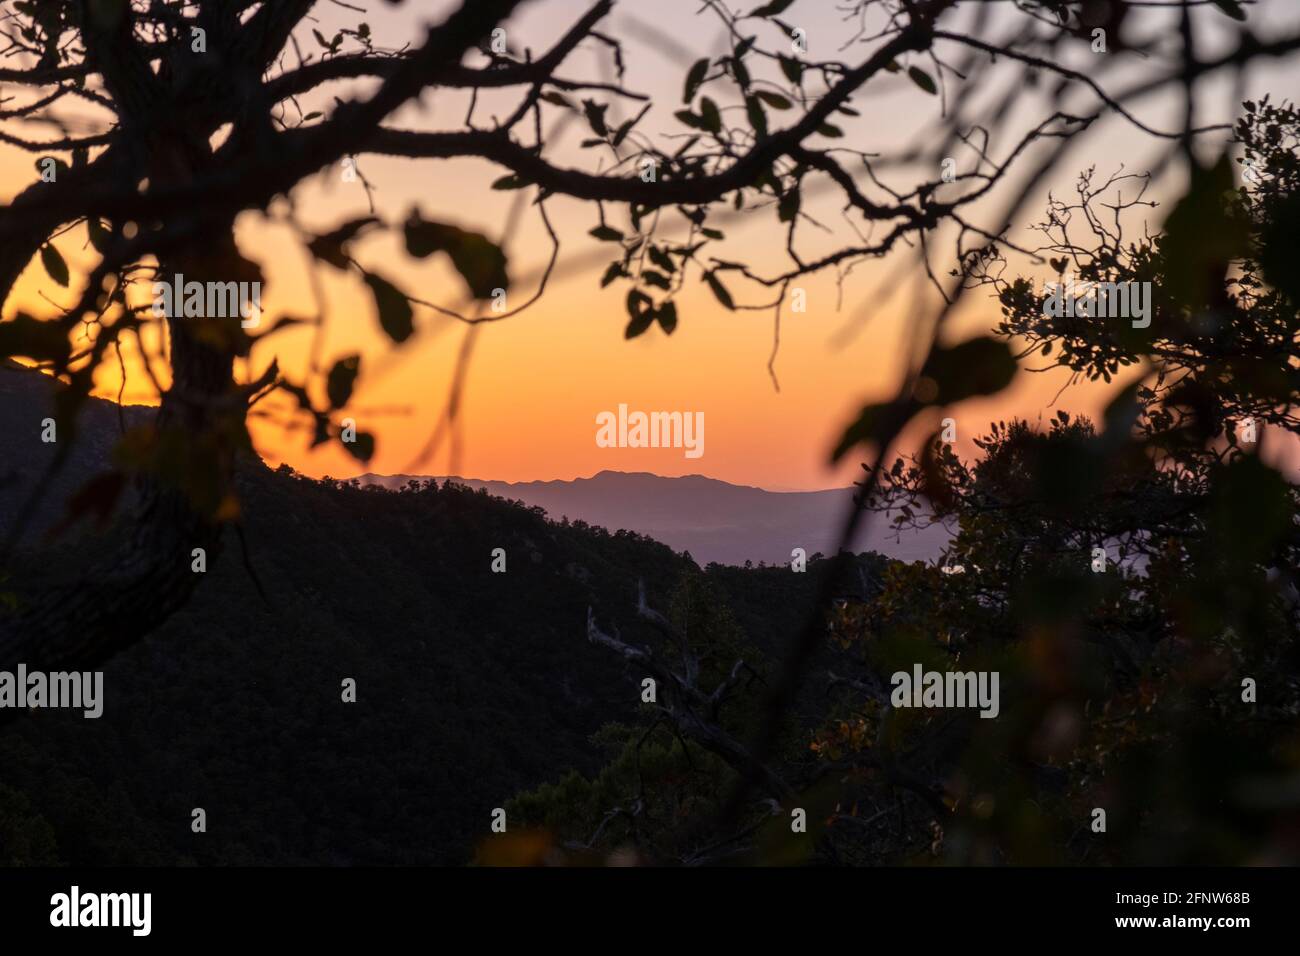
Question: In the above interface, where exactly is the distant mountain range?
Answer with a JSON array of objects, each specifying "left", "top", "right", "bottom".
[
  {"left": 0, "top": 361, "right": 946, "bottom": 568},
  {"left": 362, "top": 470, "right": 950, "bottom": 567}
]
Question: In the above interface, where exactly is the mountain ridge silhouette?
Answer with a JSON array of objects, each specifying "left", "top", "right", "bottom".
[{"left": 362, "top": 469, "right": 949, "bottom": 566}]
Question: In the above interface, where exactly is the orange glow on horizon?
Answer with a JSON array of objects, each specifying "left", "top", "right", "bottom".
[{"left": 2, "top": 0, "right": 1297, "bottom": 491}]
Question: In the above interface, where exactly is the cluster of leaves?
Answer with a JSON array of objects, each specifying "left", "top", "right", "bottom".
[
  {"left": 807, "top": 104, "right": 1300, "bottom": 864},
  {"left": 247, "top": 210, "right": 509, "bottom": 469},
  {"left": 571, "top": 6, "right": 941, "bottom": 342}
]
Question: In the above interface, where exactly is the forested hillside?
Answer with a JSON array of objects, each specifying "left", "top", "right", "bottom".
[{"left": 0, "top": 366, "right": 861, "bottom": 864}]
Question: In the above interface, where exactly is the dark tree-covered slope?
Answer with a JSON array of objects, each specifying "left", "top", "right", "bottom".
[{"left": 0, "top": 365, "right": 842, "bottom": 865}]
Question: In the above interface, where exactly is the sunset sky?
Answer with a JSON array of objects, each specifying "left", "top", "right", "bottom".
[{"left": 3, "top": 0, "right": 1297, "bottom": 491}]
